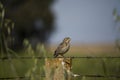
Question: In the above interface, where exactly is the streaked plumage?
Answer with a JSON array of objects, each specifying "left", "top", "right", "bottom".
[{"left": 54, "top": 37, "right": 71, "bottom": 58}]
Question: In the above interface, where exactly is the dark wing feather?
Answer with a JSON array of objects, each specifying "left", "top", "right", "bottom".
[
  {"left": 54, "top": 42, "right": 64, "bottom": 57},
  {"left": 54, "top": 50, "right": 58, "bottom": 58}
]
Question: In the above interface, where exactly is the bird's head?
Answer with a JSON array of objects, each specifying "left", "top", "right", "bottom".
[{"left": 63, "top": 37, "right": 71, "bottom": 43}]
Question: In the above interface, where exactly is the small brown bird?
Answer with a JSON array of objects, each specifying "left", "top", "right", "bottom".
[{"left": 54, "top": 37, "right": 71, "bottom": 58}]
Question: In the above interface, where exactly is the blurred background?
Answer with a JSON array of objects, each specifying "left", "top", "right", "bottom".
[
  {"left": 0, "top": 0, "right": 120, "bottom": 80},
  {"left": 51, "top": 0, "right": 119, "bottom": 44},
  {"left": 0, "top": 0, "right": 55, "bottom": 51},
  {"left": 50, "top": 0, "right": 120, "bottom": 55},
  {"left": 0, "top": 0, "right": 120, "bottom": 54}
]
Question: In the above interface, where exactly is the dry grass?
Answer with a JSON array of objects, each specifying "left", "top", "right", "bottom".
[{"left": 49, "top": 43, "right": 120, "bottom": 56}]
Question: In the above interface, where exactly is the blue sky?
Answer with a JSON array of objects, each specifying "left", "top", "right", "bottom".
[{"left": 50, "top": 0, "right": 120, "bottom": 44}]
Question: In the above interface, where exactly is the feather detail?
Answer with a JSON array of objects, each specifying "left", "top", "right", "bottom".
[{"left": 53, "top": 37, "right": 71, "bottom": 58}]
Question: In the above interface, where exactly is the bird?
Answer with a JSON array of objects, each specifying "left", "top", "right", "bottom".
[{"left": 54, "top": 37, "right": 71, "bottom": 58}]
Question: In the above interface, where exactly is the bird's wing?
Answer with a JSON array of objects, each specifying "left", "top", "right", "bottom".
[
  {"left": 53, "top": 43, "right": 64, "bottom": 57},
  {"left": 55, "top": 42, "right": 66, "bottom": 53}
]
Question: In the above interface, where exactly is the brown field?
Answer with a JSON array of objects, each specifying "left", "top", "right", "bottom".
[{"left": 49, "top": 43, "right": 120, "bottom": 56}]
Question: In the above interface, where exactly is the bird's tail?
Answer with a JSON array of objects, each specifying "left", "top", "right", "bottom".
[{"left": 54, "top": 51, "right": 58, "bottom": 58}]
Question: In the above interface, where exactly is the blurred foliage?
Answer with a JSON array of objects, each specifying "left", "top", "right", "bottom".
[
  {"left": 24, "top": 40, "right": 46, "bottom": 80},
  {"left": 113, "top": 8, "right": 120, "bottom": 51},
  {"left": 0, "top": 0, "right": 55, "bottom": 50},
  {"left": 0, "top": 2, "right": 51, "bottom": 79},
  {"left": 0, "top": 39, "right": 47, "bottom": 80},
  {"left": 113, "top": 9, "right": 120, "bottom": 22},
  {"left": 0, "top": 2, "right": 14, "bottom": 54}
]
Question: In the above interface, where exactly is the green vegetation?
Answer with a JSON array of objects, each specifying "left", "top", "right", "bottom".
[
  {"left": 0, "top": 41, "right": 46, "bottom": 80},
  {"left": 0, "top": 50, "right": 120, "bottom": 80},
  {"left": 72, "top": 58, "right": 120, "bottom": 80}
]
